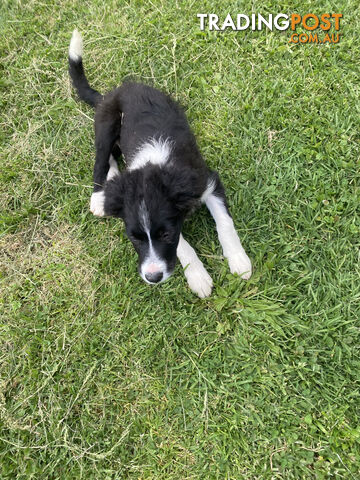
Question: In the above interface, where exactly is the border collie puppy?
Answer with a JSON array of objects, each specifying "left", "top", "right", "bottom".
[{"left": 68, "top": 30, "right": 252, "bottom": 297}]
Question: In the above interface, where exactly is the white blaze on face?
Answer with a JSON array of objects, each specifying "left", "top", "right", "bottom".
[
  {"left": 146, "top": 263, "right": 161, "bottom": 273},
  {"left": 138, "top": 201, "right": 169, "bottom": 283}
]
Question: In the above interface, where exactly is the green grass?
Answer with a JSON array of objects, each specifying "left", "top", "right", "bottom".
[{"left": 1, "top": 0, "right": 359, "bottom": 478}]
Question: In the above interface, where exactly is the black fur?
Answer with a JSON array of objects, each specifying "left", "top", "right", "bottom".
[{"left": 68, "top": 58, "right": 102, "bottom": 107}]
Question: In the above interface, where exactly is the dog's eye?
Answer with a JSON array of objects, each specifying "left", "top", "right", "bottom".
[
  {"left": 131, "top": 231, "right": 147, "bottom": 242},
  {"left": 157, "top": 229, "right": 171, "bottom": 242}
]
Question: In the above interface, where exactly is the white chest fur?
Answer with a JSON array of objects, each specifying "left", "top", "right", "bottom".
[{"left": 129, "top": 137, "right": 172, "bottom": 171}]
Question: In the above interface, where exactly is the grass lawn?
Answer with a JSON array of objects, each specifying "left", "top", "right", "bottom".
[{"left": 1, "top": 0, "right": 359, "bottom": 478}]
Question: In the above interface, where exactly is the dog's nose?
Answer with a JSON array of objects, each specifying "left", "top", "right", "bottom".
[{"left": 145, "top": 271, "right": 163, "bottom": 283}]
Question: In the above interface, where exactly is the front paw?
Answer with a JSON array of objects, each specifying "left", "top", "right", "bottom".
[
  {"left": 90, "top": 191, "right": 105, "bottom": 217},
  {"left": 228, "top": 252, "right": 252, "bottom": 280},
  {"left": 184, "top": 262, "right": 213, "bottom": 298}
]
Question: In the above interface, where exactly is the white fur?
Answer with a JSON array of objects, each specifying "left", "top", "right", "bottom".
[
  {"left": 107, "top": 155, "right": 120, "bottom": 180},
  {"left": 139, "top": 199, "right": 150, "bottom": 231},
  {"left": 141, "top": 248, "right": 168, "bottom": 284},
  {"left": 177, "top": 234, "right": 213, "bottom": 298},
  {"left": 201, "top": 178, "right": 216, "bottom": 202},
  {"left": 129, "top": 137, "right": 172, "bottom": 171},
  {"left": 90, "top": 191, "right": 105, "bottom": 217},
  {"left": 205, "top": 194, "right": 252, "bottom": 279},
  {"left": 69, "top": 29, "right": 83, "bottom": 62},
  {"left": 139, "top": 201, "right": 169, "bottom": 283}
]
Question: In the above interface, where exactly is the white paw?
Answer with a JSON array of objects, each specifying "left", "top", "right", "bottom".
[
  {"left": 106, "top": 155, "right": 120, "bottom": 180},
  {"left": 228, "top": 251, "right": 252, "bottom": 279},
  {"left": 90, "top": 191, "right": 105, "bottom": 217},
  {"left": 184, "top": 262, "right": 213, "bottom": 298}
]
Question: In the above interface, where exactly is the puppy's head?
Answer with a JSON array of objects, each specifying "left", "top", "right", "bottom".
[{"left": 104, "top": 165, "right": 204, "bottom": 284}]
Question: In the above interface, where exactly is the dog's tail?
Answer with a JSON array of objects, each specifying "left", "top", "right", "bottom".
[{"left": 68, "top": 29, "right": 102, "bottom": 108}]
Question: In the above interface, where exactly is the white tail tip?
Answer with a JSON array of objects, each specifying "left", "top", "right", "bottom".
[{"left": 69, "top": 29, "right": 83, "bottom": 61}]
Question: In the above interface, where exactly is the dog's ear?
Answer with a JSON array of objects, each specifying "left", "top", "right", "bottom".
[
  {"left": 161, "top": 166, "right": 203, "bottom": 212},
  {"left": 104, "top": 175, "right": 126, "bottom": 218}
]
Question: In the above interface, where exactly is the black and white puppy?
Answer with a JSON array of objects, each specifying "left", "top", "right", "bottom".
[{"left": 68, "top": 30, "right": 252, "bottom": 297}]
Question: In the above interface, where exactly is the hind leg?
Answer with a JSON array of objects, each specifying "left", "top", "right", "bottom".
[
  {"left": 90, "top": 97, "right": 121, "bottom": 216},
  {"left": 203, "top": 173, "right": 252, "bottom": 279},
  {"left": 106, "top": 154, "right": 120, "bottom": 180}
]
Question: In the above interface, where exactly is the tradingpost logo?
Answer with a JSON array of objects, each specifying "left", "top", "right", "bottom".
[{"left": 197, "top": 13, "right": 343, "bottom": 44}]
